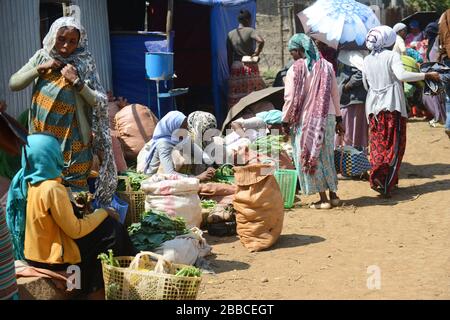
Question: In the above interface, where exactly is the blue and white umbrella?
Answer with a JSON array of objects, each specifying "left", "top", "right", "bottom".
[{"left": 298, "top": 0, "right": 380, "bottom": 49}]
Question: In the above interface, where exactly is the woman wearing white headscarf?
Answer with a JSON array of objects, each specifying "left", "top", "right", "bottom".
[
  {"left": 362, "top": 26, "right": 439, "bottom": 197},
  {"left": 9, "top": 16, "right": 116, "bottom": 206}
]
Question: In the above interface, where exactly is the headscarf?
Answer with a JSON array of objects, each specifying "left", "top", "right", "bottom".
[
  {"left": 39, "top": 17, "right": 116, "bottom": 206},
  {"left": 393, "top": 23, "right": 407, "bottom": 33},
  {"left": 287, "top": 33, "right": 320, "bottom": 71},
  {"left": 409, "top": 20, "right": 420, "bottom": 30},
  {"left": 187, "top": 111, "right": 217, "bottom": 148},
  {"left": 366, "top": 25, "right": 397, "bottom": 55},
  {"left": 144, "top": 111, "right": 186, "bottom": 173},
  {"left": 6, "top": 134, "right": 64, "bottom": 260},
  {"left": 256, "top": 110, "right": 283, "bottom": 125},
  {"left": 425, "top": 22, "right": 439, "bottom": 56}
]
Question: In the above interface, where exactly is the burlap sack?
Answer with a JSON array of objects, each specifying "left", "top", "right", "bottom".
[
  {"left": 115, "top": 104, "right": 158, "bottom": 161},
  {"left": 233, "top": 163, "right": 284, "bottom": 252}
]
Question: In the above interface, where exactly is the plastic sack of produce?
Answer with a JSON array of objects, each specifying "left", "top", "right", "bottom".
[
  {"left": 233, "top": 163, "right": 284, "bottom": 252},
  {"left": 141, "top": 174, "right": 202, "bottom": 228},
  {"left": 155, "top": 228, "right": 212, "bottom": 265}
]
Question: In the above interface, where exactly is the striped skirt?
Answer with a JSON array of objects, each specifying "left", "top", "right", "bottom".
[
  {"left": 30, "top": 71, "right": 93, "bottom": 191},
  {"left": 0, "top": 207, "right": 18, "bottom": 300}
]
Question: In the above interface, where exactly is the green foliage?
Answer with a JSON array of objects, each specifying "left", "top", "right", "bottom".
[
  {"left": 405, "top": 0, "right": 450, "bottom": 13},
  {"left": 128, "top": 210, "right": 188, "bottom": 252}
]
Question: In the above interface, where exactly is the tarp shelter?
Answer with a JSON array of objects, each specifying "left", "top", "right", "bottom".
[
  {"left": 111, "top": 0, "right": 256, "bottom": 123},
  {"left": 186, "top": 0, "right": 257, "bottom": 125}
]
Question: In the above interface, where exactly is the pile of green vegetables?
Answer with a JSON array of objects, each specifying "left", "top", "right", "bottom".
[
  {"left": 128, "top": 210, "right": 188, "bottom": 252},
  {"left": 250, "top": 135, "right": 284, "bottom": 155},
  {"left": 175, "top": 266, "right": 202, "bottom": 277},
  {"left": 201, "top": 199, "right": 217, "bottom": 210},
  {"left": 212, "top": 164, "right": 234, "bottom": 184},
  {"left": 117, "top": 170, "right": 148, "bottom": 192}
]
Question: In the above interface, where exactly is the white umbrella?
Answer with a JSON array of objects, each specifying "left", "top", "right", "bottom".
[{"left": 298, "top": 0, "right": 380, "bottom": 50}]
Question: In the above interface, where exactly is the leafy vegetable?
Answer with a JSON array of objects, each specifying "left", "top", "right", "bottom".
[
  {"left": 117, "top": 170, "right": 148, "bottom": 192},
  {"left": 98, "top": 249, "right": 120, "bottom": 267},
  {"left": 212, "top": 164, "right": 235, "bottom": 184},
  {"left": 201, "top": 199, "right": 217, "bottom": 209},
  {"left": 175, "top": 266, "right": 202, "bottom": 277},
  {"left": 128, "top": 210, "right": 188, "bottom": 252},
  {"left": 250, "top": 135, "right": 284, "bottom": 155}
]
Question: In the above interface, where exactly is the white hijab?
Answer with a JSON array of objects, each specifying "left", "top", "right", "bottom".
[{"left": 366, "top": 25, "right": 397, "bottom": 55}]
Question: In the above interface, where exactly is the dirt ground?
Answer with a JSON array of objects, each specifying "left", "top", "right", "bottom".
[{"left": 200, "top": 121, "right": 450, "bottom": 300}]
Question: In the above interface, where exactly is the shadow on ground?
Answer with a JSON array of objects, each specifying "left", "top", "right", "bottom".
[
  {"left": 400, "top": 162, "right": 450, "bottom": 179},
  {"left": 344, "top": 179, "right": 450, "bottom": 207},
  {"left": 271, "top": 234, "right": 326, "bottom": 250}
]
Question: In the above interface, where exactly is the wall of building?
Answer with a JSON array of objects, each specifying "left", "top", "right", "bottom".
[{"left": 0, "top": 0, "right": 41, "bottom": 118}]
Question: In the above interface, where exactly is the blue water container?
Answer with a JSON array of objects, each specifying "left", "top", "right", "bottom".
[{"left": 145, "top": 52, "right": 174, "bottom": 80}]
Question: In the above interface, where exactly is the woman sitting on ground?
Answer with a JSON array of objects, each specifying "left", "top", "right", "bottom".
[
  {"left": 138, "top": 111, "right": 216, "bottom": 181},
  {"left": 6, "top": 133, "right": 136, "bottom": 299}
]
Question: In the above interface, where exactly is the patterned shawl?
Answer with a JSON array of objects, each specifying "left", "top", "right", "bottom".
[
  {"left": 41, "top": 17, "right": 116, "bottom": 206},
  {"left": 285, "top": 58, "right": 332, "bottom": 175}
]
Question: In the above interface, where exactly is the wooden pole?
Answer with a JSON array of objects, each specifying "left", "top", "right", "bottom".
[
  {"left": 278, "top": 0, "right": 285, "bottom": 68},
  {"left": 167, "top": 0, "right": 174, "bottom": 50}
]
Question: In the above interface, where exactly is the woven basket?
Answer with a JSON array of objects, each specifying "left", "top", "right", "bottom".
[
  {"left": 102, "top": 252, "right": 202, "bottom": 300},
  {"left": 116, "top": 176, "right": 146, "bottom": 226}
]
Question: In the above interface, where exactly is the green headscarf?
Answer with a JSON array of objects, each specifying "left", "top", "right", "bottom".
[
  {"left": 287, "top": 33, "right": 320, "bottom": 71},
  {"left": 6, "top": 133, "right": 64, "bottom": 260},
  {"left": 256, "top": 110, "right": 283, "bottom": 125}
]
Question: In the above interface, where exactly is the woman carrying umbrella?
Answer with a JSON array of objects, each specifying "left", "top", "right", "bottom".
[
  {"left": 362, "top": 26, "right": 439, "bottom": 197},
  {"left": 282, "top": 34, "right": 345, "bottom": 210}
]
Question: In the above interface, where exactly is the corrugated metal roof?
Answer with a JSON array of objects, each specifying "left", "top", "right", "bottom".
[
  {"left": 76, "top": 0, "right": 113, "bottom": 91},
  {"left": 0, "top": 0, "right": 40, "bottom": 118}
]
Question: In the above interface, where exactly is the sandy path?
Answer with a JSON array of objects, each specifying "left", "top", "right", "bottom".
[{"left": 199, "top": 121, "right": 450, "bottom": 300}]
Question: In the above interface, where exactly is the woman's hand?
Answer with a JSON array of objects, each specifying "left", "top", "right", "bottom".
[
  {"left": 281, "top": 123, "right": 290, "bottom": 136},
  {"left": 425, "top": 72, "right": 440, "bottom": 82},
  {"left": 335, "top": 122, "right": 345, "bottom": 136},
  {"left": 196, "top": 167, "right": 216, "bottom": 182},
  {"left": 61, "top": 64, "right": 79, "bottom": 85},
  {"left": 37, "top": 59, "right": 63, "bottom": 74}
]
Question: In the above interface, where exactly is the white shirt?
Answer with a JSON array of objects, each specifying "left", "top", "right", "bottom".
[
  {"left": 393, "top": 35, "right": 406, "bottom": 55},
  {"left": 362, "top": 50, "right": 425, "bottom": 120}
]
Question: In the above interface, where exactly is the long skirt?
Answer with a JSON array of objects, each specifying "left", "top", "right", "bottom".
[
  {"left": 369, "top": 111, "right": 407, "bottom": 195},
  {"left": 336, "top": 104, "right": 368, "bottom": 150},
  {"left": 227, "top": 61, "right": 266, "bottom": 109},
  {"left": 27, "top": 217, "right": 137, "bottom": 294},
  {"left": 422, "top": 94, "right": 447, "bottom": 123},
  {"left": 292, "top": 115, "right": 338, "bottom": 195},
  {"left": 0, "top": 207, "right": 18, "bottom": 300}
]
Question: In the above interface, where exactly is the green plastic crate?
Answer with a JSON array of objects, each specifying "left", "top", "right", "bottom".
[{"left": 274, "top": 169, "right": 298, "bottom": 209}]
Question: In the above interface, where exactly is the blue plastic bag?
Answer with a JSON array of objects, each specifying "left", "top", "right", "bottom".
[{"left": 92, "top": 194, "right": 128, "bottom": 225}]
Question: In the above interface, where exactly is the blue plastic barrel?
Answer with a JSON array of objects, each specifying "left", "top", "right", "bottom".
[{"left": 145, "top": 52, "right": 174, "bottom": 80}]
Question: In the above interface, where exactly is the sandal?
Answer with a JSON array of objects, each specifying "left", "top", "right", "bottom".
[
  {"left": 309, "top": 202, "right": 332, "bottom": 210},
  {"left": 330, "top": 198, "right": 341, "bottom": 207}
]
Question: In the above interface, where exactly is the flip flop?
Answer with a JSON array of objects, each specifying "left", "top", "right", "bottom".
[
  {"left": 309, "top": 202, "right": 332, "bottom": 210},
  {"left": 330, "top": 198, "right": 341, "bottom": 207}
]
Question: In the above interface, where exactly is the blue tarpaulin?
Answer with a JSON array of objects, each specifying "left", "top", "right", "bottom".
[
  {"left": 110, "top": 0, "right": 256, "bottom": 124},
  {"left": 188, "top": 0, "right": 257, "bottom": 124}
]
